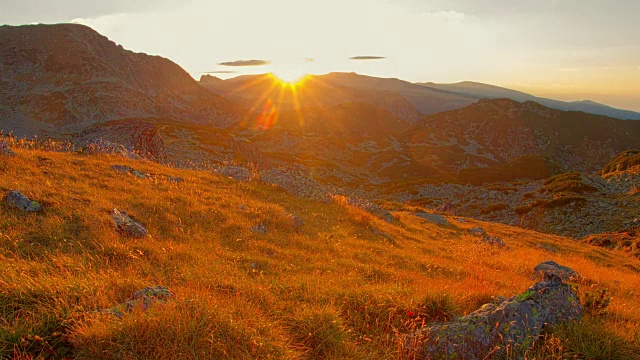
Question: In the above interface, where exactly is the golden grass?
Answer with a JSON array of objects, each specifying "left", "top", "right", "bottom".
[{"left": 1, "top": 147, "right": 640, "bottom": 359}]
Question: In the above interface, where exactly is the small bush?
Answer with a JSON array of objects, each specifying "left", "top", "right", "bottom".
[
  {"left": 582, "top": 287, "right": 612, "bottom": 316},
  {"left": 287, "top": 306, "right": 351, "bottom": 359}
]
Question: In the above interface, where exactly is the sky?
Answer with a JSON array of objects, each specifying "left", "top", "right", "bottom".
[{"left": 1, "top": 0, "right": 639, "bottom": 111}]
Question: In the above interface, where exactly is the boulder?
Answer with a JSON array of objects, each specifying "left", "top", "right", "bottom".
[
  {"left": 415, "top": 212, "right": 449, "bottom": 226},
  {"left": 534, "top": 260, "right": 579, "bottom": 281},
  {"left": 414, "top": 274, "right": 582, "bottom": 359},
  {"left": 111, "top": 209, "right": 147, "bottom": 238},
  {"left": 0, "top": 139, "right": 16, "bottom": 156},
  {"left": 77, "top": 119, "right": 167, "bottom": 162},
  {"left": 4, "top": 190, "right": 42, "bottom": 212},
  {"left": 260, "top": 165, "right": 331, "bottom": 202}
]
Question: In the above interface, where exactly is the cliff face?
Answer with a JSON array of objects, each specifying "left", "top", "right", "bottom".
[{"left": 0, "top": 23, "right": 240, "bottom": 136}]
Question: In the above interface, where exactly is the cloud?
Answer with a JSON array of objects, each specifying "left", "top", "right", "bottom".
[
  {"left": 218, "top": 59, "right": 271, "bottom": 67},
  {"left": 429, "top": 10, "right": 468, "bottom": 21},
  {"left": 204, "top": 70, "right": 239, "bottom": 74},
  {"left": 349, "top": 56, "right": 386, "bottom": 60}
]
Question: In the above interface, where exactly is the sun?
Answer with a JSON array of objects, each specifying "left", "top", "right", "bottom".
[{"left": 271, "top": 68, "right": 308, "bottom": 85}]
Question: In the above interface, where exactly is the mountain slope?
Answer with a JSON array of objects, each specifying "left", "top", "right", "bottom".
[
  {"left": 419, "top": 81, "right": 640, "bottom": 120},
  {"left": 2, "top": 145, "right": 639, "bottom": 359},
  {"left": 200, "top": 73, "right": 424, "bottom": 123},
  {"left": 406, "top": 98, "right": 640, "bottom": 174},
  {"left": 0, "top": 23, "right": 241, "bottom": 137}
]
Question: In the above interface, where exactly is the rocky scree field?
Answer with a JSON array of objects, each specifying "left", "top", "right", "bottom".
[{"left": 1, "top": 141, "right": 640, "bottom": 359}]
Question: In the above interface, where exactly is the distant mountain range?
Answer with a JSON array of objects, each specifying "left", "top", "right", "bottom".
[
  {"left": 418, "top": 81, "right": 640, "bottom": 120},
  {"left": 1, "top": 23, "right": 640, "bottom": 188}
]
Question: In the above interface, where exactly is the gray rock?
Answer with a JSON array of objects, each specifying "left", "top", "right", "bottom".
[
  {"left": 481, "top": 234, "right": 507, "bottom": 247},
  {"left": 414, "top": 274, "right": 582, "bottom": 359},
  {"left": 103, "top": 286, "right": 173, "bottom": 318},
  {"left": 110, "top": 164, "right": 148, "bottom": 179},
  {"left": 214, "top": 165, "right": 253, "bottom": 181},
  {"left": 111, "top": 164, "right": 134, "bottom": 173},
  {"left": 288, "top": 214, "right": 305, "bottom": 229},
  {"left": 345, "top": 196, "right": 394, "bottom": 223},
  {"left": 0, "top": 140, "right": 16, "bottom": 156},
  {"left": 415, "top": 212, "right": 449, "bottom": 226},
  {"left": 252, "top": 223, "right": 268, "bottom": 235},
  {"left": 468, "top": 227, "right": 486, "bottom": 236},
  {"left": 4, "top": 190, "right": 42, "bottom": 212},
  {"left": 111, "top": 209, "right": 147, "bottom": 238},
  {"left": 535, "top": 244, "right": 557, "bottom": 253},
  {"left": 534, "top": 260, "right": 579, "bottom": 281}
]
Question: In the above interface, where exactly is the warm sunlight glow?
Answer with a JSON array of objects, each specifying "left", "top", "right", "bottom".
[{"left": 271, "top": 69, "right": 308, "bottom": 85}]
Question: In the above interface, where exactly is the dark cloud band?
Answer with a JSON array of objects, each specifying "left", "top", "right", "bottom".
[
  {"left": 204, "top": 70, "right": 239, "bottom": 74},
  {"left": 349, "top": 56, "right": 386, "bottom": 60},
  {"left": 219, "top": 59, "right": 271, "bottom": 67}
]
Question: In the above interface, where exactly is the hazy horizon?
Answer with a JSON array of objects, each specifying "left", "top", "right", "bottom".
[{"left": 2, "top": 0, "right": 639, "bottom": 111}]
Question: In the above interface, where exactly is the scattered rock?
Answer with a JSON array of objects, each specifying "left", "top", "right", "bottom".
[
  {"left": 434, "top": 201, "right": 456, "bottom": 215},
  {"left": 260, "top": 165, "right": 331, "bottom": 201},
  {"left": 414, "top": 274, "right": 582, "bottom": 359},
  {"left": 534, "top": 260, "right": 579, "bottom": 281},
  {"left": 0, "top": 139, "right": 16, "bottom": 156},
  {"left": 468, "top": 227, "right": 486, "bottom": 236},
  {"left": 111, "top": 164, "right": 134, "bottom": 173},
  {"left": 214, "top": 165, "right": 253, "bottom": 181},
  {"left": 343, "top": 196, "right": 394, "bottom": 223},
  {"left": 238, "top": 204, "right": 247, "bottom": 211},
  {"left": 3, "top": 190, "right": 42, "bottom": 212},
  {"left": 415, "top": 212, "right": 449, "bottom": 226},
  {"left": 111, "top": 164, "right": 149, "bottom": 179},
  {"left": 252, "top": 223, "right": 268, "bottom": 235},
  {"left": 371, "top": 227, "right": 393, "bottom": 242},
  {"left": 535, "top": 243, "right": 557, "bottom": 253},
  {"left": 481, "top": 234, "right": 507, "bottom": 247},
  {"left": 166, "top": 176, "right": 184, "bottom": 183},
  {"left": 103, "top": 286, "right": 173, "bottom": 318},
  {"left": 111, "top": 209, "right": 147, "bottom": 238},
  {"left": 287, "top": 213, "right": 305, "bottom": 229}
]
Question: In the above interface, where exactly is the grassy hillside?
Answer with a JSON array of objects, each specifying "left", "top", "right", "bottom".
[{"left": 1, "top": 146, "right": 640, "bottom": 359}]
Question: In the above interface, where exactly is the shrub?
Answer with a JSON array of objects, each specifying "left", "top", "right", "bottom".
[
  {"left": 287, "top": 306, "right": 351, "bottom": 359},
  {"left": 601, "top": 149, "right": 640, "bottom": 175}
]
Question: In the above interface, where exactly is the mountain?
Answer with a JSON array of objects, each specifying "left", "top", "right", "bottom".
[
  {"left": 0, "top": 23, "right": 241, "bottom": 138},
  {"left": 406, "top": 98, "right": 640, "bottom": 174},
  {"left": 419, "top": 81, "right": 640, "bottom": 120},
  {"left": 200, "top": 73, "right": 425, "bottom": 123}
]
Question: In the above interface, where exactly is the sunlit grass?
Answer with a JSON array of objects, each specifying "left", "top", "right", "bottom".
[{"left": 1, "top": 144, "right": 639, "bottom": 359}]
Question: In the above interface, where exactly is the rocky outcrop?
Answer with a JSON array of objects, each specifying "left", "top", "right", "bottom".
[
  {"left": 414, "top": 212, "right": 449, "bottom": 226},
  {"left": 3, "top": 190, "right": 42, "bottom": 212},
  {"left": 111, "top": 209, "right": 147, "bottom": 238},
  {"left": 260, "top": 165, "right": 332, "bottom": 202},
  {"left": 0, "top": 23, "right": 240, "bottom": 136},
  {"left": 534, "top": 261, "right": 579, "bottom": 281},
  {"left": 342, "top": 196, "right": 395, "bottom": 223},
  {"left": 414, "top": 273, "right": 582, "bottom": 359},
  {"left": 213, "top": 165, "right": 253, "bottom": 182},
  {"left": 77, "top": 119, "right": 167, "bottom": 162}
]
